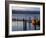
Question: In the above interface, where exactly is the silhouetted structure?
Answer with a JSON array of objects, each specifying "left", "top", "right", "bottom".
[{"left": 23, "top": 18, "right": 27, "bottom": 30}]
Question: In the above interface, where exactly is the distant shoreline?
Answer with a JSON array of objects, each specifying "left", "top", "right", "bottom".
[{"left": 12, "top": 10, "right": 40, "bottom": 14}]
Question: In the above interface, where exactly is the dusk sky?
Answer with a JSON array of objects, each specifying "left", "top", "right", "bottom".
[
  {"left": 12, "top": 7, "right": 40, "bottom": 14},
  {"left": 12, "top": 7, "right": 40, "bottom": 11},
  {"left": 12, "top": 7, "right": 40, "bottom": 20}
]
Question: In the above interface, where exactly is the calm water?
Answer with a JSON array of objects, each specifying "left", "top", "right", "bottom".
[
  {"left": 12, "top": 14, "right": 40, "bottom": 31},
  {"left": 12, "top": 21, "right": 40, "bottom": 31}
]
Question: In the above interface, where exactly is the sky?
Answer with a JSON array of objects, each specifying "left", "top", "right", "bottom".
[
  {"left": 12, "top": 7, "right": 40, "bottom": 14},
  {"left": 12, "top": 7, "right": 40, "bottom": 11},
  {"left": 12, "top": 7, "right": 40, "bottom": 20}
]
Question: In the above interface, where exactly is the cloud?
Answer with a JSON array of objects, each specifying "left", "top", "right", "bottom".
[{"left": 12, "top": 7, "right": 40, "bottom": 11}]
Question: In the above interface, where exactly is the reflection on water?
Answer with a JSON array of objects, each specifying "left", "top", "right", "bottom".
[
  {"left": 12, "top": 14, "right": 40, "bottom": 31},
  {"left": 12, "top": 21, "right": 23, "bottom": 31},
  {"left": 12, "top": 21, "right": 40, "bottom": 31}
]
